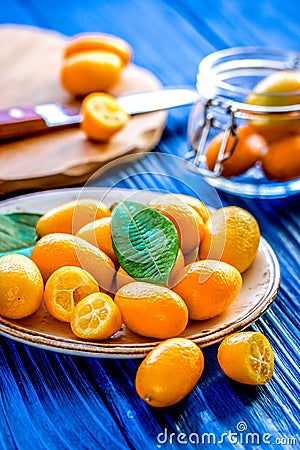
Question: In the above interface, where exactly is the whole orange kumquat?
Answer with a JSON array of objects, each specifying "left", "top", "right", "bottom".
[
  {"left": 135, "top": 338, "right": 204, "bottom": 407},
  {"left": 114, "top": 282, "right": 188, "bottom": 339},
  {"left": 36, "top": 198, "right": 111, "bottom": 237},
  {"left": 0, "top": 254, "right": 43, "bottom": 319}
]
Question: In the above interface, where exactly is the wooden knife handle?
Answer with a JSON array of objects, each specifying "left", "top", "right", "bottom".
[{"left": 0, "top": 106, "right": 50, "bottom": 140}]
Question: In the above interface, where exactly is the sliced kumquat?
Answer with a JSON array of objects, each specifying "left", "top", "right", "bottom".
[
  {"left": 70, "top": 292, "right": 122, "bottom": 340},
  {"left": 80, "top": 92, "right": 129, "bottom": 141},
  {"left": 44, "top": 266, "right": 100, "bottom": 322},
  {"left": 217, "top": 331, "right": 274, "bottom": 385}
]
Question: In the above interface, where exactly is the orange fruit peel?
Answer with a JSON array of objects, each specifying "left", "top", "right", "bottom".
[
  {"left": 30, "top": 232, "right": 115, "bottom": 292},
  {"left": 206, "top": 125, "right": 267, "bottom": 178},
  {"left": 261, "top": 134, "right": 300, "bottom": 181},
  {"left": 114, "top": 281, "right": 188, "bottom": 339},
  {"left": 70, "top": 292, "right": 122, "bottom": 340},
  {"left": 0, "top": 254, "right": 44, "bottom": 319},
  {"left": 217, "top": 331, "right": 274, "bottom": 385},
  {"left": 200, "top": 206, "right": 260, "bottom": 273},
  {"left": 245, "top": 70, "right": 300, "bottom": 140},
  {"left": 173, "top": 260, "right": 242, "bottom": 320},
  {"left": 80, "top": 92, "right": 129, "bottom": 141},
  {"left": 36, "top": 198, "right": 111, "bottom": 237},
  {"left": 76, "top": 216, "right": 118, "bottom": 266},
  {"left": 173, "top": 193, "right": 211, "bottom": 224},
  {"left": 135, "top": 337, "right": 204, "bottom": 407},
  {"left": 147, "top": 194, "right": 206, "bottom": 255},
  {"left": 44, "top": 266, "right": 100, "bottom": 322},
  {"left": 60, "top": 51, "right": 123, "bottom": 96}
]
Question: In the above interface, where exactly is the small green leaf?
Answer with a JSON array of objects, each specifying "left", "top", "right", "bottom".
[
  {"left": 0, "top": 213, "right": 41, "bottom": 254},
  {"left": 111, "top": 201, "right": 179, "bottom": 285}
]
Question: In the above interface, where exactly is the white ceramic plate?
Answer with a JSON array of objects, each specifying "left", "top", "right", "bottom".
[{"left": 0, "top": 187, "right": 280, "bottom": 358}]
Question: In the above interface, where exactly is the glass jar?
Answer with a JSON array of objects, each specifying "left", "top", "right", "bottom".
[{"left": 186, "top": 47, "right": 300, "bottom": 198}]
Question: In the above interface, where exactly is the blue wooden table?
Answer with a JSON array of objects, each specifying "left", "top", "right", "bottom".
[{"left": 0, "top": 1, "right": 299, "bottom": 449}]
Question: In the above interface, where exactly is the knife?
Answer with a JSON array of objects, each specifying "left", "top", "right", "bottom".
[{"left": 0, "top": 87, "right": 199, "bottom": 141}]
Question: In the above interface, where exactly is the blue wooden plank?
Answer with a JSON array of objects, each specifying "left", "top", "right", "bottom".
[
  {"left": 0, "top": 339, "right": 131, "bottom": 450},
  {"left": 4, "top": 0, "right": 214, "bottom": 85},
  {"left": 165, "top": 0, "right": 300, "bottom": 51}
]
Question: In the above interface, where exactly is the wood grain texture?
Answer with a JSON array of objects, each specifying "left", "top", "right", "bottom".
[{"left": 0, "top": 1, "right": 299, "bottom": 450}]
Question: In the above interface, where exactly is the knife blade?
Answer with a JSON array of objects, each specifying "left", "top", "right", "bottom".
[{"left": 0, "top": 87, "right": 199, "bottom": 141}]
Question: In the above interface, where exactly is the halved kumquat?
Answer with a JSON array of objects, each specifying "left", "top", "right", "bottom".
[
  {"left": 217, "top": 331, "right": 274, "bottom": 385},
  {"left": 80, "top": 92, "right": 129, "bottom": 141},
  {"left": 70, "top": 292, "right": 122, "bottom": 340},
  {"left": 44, "top": 266, "right": 100, "bottom": 322}
]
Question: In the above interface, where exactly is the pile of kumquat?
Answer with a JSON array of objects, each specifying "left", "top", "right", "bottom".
[{"left": 0, "top": 193, "right": 275, "bottom": 407}]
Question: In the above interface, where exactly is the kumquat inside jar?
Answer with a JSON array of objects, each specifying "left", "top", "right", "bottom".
[{"left": 186, "top": 47, "right": 300, "bottom": 198}]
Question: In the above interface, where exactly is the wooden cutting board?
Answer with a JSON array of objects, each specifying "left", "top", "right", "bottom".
[{"left": 0, "top": 25, "right": 167, "bottom": 195}]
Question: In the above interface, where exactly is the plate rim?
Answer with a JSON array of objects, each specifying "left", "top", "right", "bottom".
[{"left": 0, "top": 187, "right": 281, "bottom": 358}]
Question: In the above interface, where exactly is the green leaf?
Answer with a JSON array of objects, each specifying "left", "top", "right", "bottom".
[
  {"left": 111, "top": 201, "right": 179, "bottom": 285},
  {"left": 0, "top": 213, "right": 41, "bottom": 254}
]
